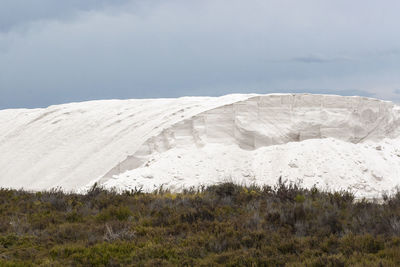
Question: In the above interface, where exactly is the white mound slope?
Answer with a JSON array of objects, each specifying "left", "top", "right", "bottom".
[{"left": 1, "top": 94, "right": 400, "bottom": 198}]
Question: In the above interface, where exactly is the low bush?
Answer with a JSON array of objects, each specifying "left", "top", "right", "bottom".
[{"left": 0, "top": 179, "right": 399, "bottom": 265}]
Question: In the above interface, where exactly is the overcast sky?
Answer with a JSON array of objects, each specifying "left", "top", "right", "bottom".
[{"left": 1, "top": 0, "right": 399, "bottom": 109}]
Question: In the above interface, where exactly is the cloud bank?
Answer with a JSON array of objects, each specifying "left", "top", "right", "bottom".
[{"left": 0, "top": 0, "right": 399, "bottom": 108}]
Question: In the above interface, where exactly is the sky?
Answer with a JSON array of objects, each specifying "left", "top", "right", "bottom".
[{"left": 0, "top": 0, "right": 399, "bottom": 109}]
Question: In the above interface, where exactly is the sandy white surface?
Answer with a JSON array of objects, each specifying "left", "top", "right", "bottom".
[{"left": 1, "top": 93, "right": 400, "bottom": 198}]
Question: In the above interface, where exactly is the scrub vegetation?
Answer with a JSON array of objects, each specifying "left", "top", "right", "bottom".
[{"left": 1, "top": 179, "right": 400, "bottom": 266}]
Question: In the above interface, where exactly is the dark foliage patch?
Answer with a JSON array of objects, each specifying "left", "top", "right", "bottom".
[{"left": 0, "top": 179, "right": 400, "bottom": 266}]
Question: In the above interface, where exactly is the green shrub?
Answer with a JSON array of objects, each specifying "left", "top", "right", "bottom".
[
  {"left": 96, "top": 206, "right": 132, "bottom": 222},
  {"left": 0, "top": 180, "right": 399, "bottom": 265}
]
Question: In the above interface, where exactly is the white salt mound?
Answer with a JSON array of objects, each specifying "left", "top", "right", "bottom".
[{"left": 1, "top": 94, "right": 400, "bottom": 198}]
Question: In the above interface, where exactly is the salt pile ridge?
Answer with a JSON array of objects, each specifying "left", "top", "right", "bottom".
[{"left": 1, "top": 94, "right": 400, "bottom": 198}]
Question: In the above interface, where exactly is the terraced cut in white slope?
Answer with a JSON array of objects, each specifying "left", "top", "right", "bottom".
[{"left": 1, "top": 94, "right": 400, "bottom": 198}]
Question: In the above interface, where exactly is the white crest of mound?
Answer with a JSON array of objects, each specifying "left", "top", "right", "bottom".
[{"left": 1, "top": 93, "right": 400, "bottom": 198}]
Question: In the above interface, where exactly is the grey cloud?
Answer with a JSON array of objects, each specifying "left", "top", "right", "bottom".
[
  {"left": 376, "top": 49, "right": 400, "bottom": 57},
  {"left": 292, "top": 55, "right": 331, "bottom": 63},
  {"left": 0, "top": 0, "right": 131, "bottom": 32},
  {"left": 292, "top": 54, "right": 353, "bottom": 64},
  {"left": 0, "top": 0, "right": 399, "bottom": 109}
]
